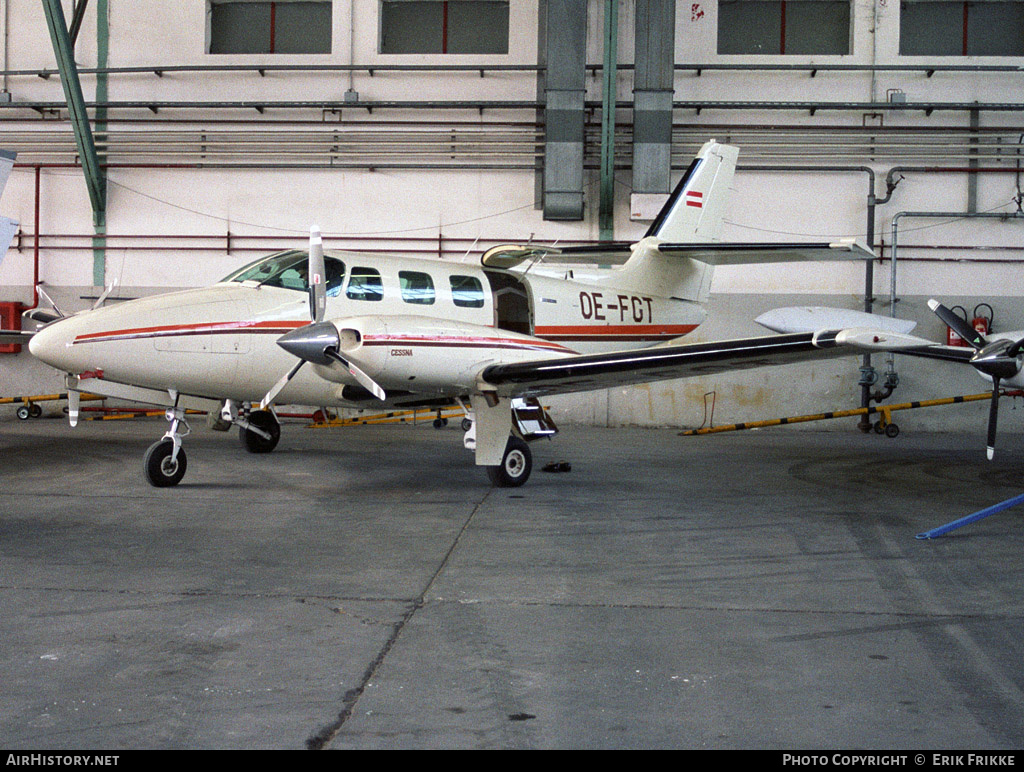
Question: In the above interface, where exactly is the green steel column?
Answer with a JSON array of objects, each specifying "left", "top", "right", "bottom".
[
  {"left": 598, "top": 0, "right": 619, "bottom": 241},
  {"left": 40, "top": 0, "right": 106, "bottom": 227},
  {"left": 92, "top": 0, "right": 108, "bottom": 286}
]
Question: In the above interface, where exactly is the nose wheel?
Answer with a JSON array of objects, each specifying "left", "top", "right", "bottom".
[
  {"left": 144, "top": 438, "right": 188, "bottom": 487},
  {"left": 143, "top": 404, "right": 191, "bottom": 487}
]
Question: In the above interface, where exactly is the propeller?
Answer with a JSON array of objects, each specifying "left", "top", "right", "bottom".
[
  {"left": 259, "top": 227, "right": 386, "bottom": 409},
  {"left": 928, "top": 299, "right": 1024, "bottom": 460}
]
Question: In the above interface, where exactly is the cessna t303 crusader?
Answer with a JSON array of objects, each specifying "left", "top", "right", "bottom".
[{"left": 23, "top": 140, "right": 926, "bottom": 488}]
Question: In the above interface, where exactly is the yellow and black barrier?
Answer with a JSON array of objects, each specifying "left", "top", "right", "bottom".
[
  {"left": 0, "top": 392, "right": 104, "bottom": 406},
  {"left": 2, "top": 392, "right": 105, "bottom": 419},
  {"left": 309, "top": 405, "right": 465, "bottom": 429},
  {"left": 679, "top": 392, "right": 995, "bottom": 437},
  {"left": 81, "top": 409, "right": 205, "bottom": 422}
]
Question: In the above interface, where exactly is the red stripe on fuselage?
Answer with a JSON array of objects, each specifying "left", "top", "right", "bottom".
[
  {"left": 73, "top": 319, "right": 308, "bottom": 345},
  {"left": 362, "top": 334, "right": 576, "bottom": 355}
]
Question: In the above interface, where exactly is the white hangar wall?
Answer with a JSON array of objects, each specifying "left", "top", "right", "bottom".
[{"left": 0, "top": 0, "right": 1022, "bottom": 438}]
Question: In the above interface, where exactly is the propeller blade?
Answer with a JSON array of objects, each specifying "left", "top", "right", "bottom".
[
  {"left": 928, "top": 298, "right": 986, "bottom": 350},
  {"left": 325, "top": 349, "right": 387, "bottom": 401},
  {"left": 1007, "top": 336, "right": 1024, "bottom": 359},
  {"left": 308, "top": 225, "right": 326, "bottom": 324},
  {"left": 259, "top": 359, "right": 305, "bottom": 410},
  {"left": 91, "top": 279, "right": 118, "bottom": 311},
  {"left": 986, "top": 378, "right": 1000, "bottom": 461}
]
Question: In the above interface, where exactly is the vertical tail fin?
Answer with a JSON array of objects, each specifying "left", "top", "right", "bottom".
[
  {"left": 644, "top": 140, "right": 738, "bottom": 243},
  {"left": 615, "top": 141, "right": 737, "bottom": 300}
]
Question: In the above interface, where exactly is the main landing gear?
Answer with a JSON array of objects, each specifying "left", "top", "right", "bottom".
[
  {"left": 142, "top": 398, "right": 281, "bottom": 487},
  {"left": 486, "top": 435, "right": 532, "bottom": 487}
]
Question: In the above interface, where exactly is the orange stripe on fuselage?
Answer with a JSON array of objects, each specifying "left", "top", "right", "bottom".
[{"left": 534, "top": 324, "right": 698, "bottom": 341}]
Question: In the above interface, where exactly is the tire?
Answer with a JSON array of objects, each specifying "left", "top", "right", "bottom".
[
  {"left": 873, "top": 421, "right": 885, "bottom": 435},
  {"left": 29, "top": 403, "right": 42, "bottom": 418},
  {"left": 461, "top": 417, "right": 473, "bottom": 432},
  {"left": 884, "top": 423, "right": 900, "bottom": 438},
  {"left": 143, "top": 439, "right": 187, "bottom": 487},
  {"left": 486, "top": 436, "right": 532, "bottom": 488},
  {"left": 433, "top": 417, "right": 448, "bottom": 429},
  {"left": 239, "top": 409, "right": 281, "bottom": 453},
  {"left": 16, "top": 405, "right": 29, "bottom": 420}
]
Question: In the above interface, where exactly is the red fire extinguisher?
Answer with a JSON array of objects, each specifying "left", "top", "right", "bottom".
[
  {"left": 972, "top": 303, "right": 993, "bottom": 339},
  {"left": 946, "top": 305, "right": 969, "bottom": 347}
]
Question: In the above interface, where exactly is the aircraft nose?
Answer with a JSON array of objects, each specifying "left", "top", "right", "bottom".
[{"left": 28, "top": 317, "right": 79, "bottom": 371}]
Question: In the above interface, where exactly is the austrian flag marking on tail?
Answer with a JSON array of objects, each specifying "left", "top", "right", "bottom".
[{"left": 685, "top": 191, "right": 703, "bottom": 209}]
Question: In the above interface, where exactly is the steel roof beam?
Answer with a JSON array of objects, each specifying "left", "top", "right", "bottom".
[{"left": 40, "top": 0, "right": 105, "bottom": 224}]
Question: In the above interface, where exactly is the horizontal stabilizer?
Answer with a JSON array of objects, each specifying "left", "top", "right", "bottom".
[
  {"left": 756, "top": 306, "right": 916, "bottom": 335},
  {"left": 656, "top": 238, "right": 874, "bottom": 265},
  {"left": 481, "top": 243, "right": 632, "bottom": 270}
]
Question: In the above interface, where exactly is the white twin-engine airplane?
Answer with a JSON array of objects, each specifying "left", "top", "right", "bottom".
[{"left": 17, "top": 140, "right": 1004, "bottom": 488}]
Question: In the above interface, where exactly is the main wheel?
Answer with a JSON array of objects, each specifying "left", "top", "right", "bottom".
[
  {"left": 144, "top": 439, "right": 187, "bottom": 487},
  {"left": 486, "top": 436, "right": 532, "bottom": 488},
  {"left": 239, "top": 409, "right": 281, "bottom": 453}
]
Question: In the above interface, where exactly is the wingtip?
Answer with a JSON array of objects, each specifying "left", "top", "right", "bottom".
[{"left": 927, "top": 298, "right": 940, "bottom": 311}]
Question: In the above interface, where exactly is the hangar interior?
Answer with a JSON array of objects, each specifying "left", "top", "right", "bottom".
[
  {"left": 4, "top": 0, "right": 1024, "bottom": 752},
  {"left": 0, "top": 0, "right": 1023, "bottom": 434}
]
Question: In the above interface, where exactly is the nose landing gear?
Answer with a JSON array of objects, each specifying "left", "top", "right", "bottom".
[{"left": 143, "top": 404, "right": 191, "bottom": 487}]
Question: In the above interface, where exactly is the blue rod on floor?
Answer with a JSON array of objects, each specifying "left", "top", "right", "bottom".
[{"left": 917, "top": 492, "right": 1024, "bottom": 540}]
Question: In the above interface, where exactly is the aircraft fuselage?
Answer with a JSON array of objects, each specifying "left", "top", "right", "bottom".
[{"left": 28, "top": 249, "right": 706, "bottom": 409}]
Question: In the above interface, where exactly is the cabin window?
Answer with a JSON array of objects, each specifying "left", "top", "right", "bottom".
[
  {"left": 222, "top": 250, "right": 346, "bottom": 294},
  {"left": 380, "top": 1, "right": 509, "bottom": 54},
  {"left": 346, "top": 267, "right": 384, "bottom": 301},
  {"left": 450, "top": 274, "right": 485, "bottom": 308},
  {"left": 208, "top": 1, "right": 333, "bottom": 54},
  {"left": 399, "top": 271, "right": 436, "bottom": 305},
  {"left": 324, "top": 257, "right": 347, "bottom": 296}
]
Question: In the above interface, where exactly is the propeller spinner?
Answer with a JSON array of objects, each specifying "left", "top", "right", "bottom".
[
  {"left": 259, "top": 227, "right": 386, "bottom": 409},
  {"left": 928, "top": 299, "right": 1024, "bottom": 460}
]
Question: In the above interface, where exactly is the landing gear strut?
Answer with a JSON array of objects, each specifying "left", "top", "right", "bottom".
[
  {"left": 238, "top": 408, "right": 281, "bottom": 453},
  {"left": 143, "top": 404, "right": 190, "bottom": 487}
]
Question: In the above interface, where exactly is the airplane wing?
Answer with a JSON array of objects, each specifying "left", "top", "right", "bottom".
[{"left": 480, "top": 328, "right": 930, "bottom": 399}]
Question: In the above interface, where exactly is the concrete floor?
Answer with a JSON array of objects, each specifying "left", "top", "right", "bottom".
[{"left": 1, "top": 416, "right": 1024, "bottom": 750}]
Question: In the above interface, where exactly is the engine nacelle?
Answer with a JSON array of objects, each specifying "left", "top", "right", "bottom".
[{"left": 311, "top": 314, "right": 575, "bottom": 396}]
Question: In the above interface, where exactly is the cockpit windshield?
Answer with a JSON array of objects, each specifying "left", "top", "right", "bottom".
[{"left": 222, "top": 250, "right": 347, "bottom": 295}]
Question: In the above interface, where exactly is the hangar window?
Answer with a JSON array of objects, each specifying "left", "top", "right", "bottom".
[
  {"left": 347, "top": 267, "right": 384, "bottom": 301},
  {"left": 399, "top": 271, "right": 436, "bottom": 305},
  {"left": 450, "top": 275, "right": 485, "bottom": 308},
  {"left": 899, "top": 1, "right": 1024, "bottom": 56},
  {"left": 208, "top": 1, "right": 332, "bottom": 54},
  {"left": 380, "top": 1, "right": 509, "bottom": 54},
  {"left": 717, "top": 0, "right": 851, "bottom": 55}
]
